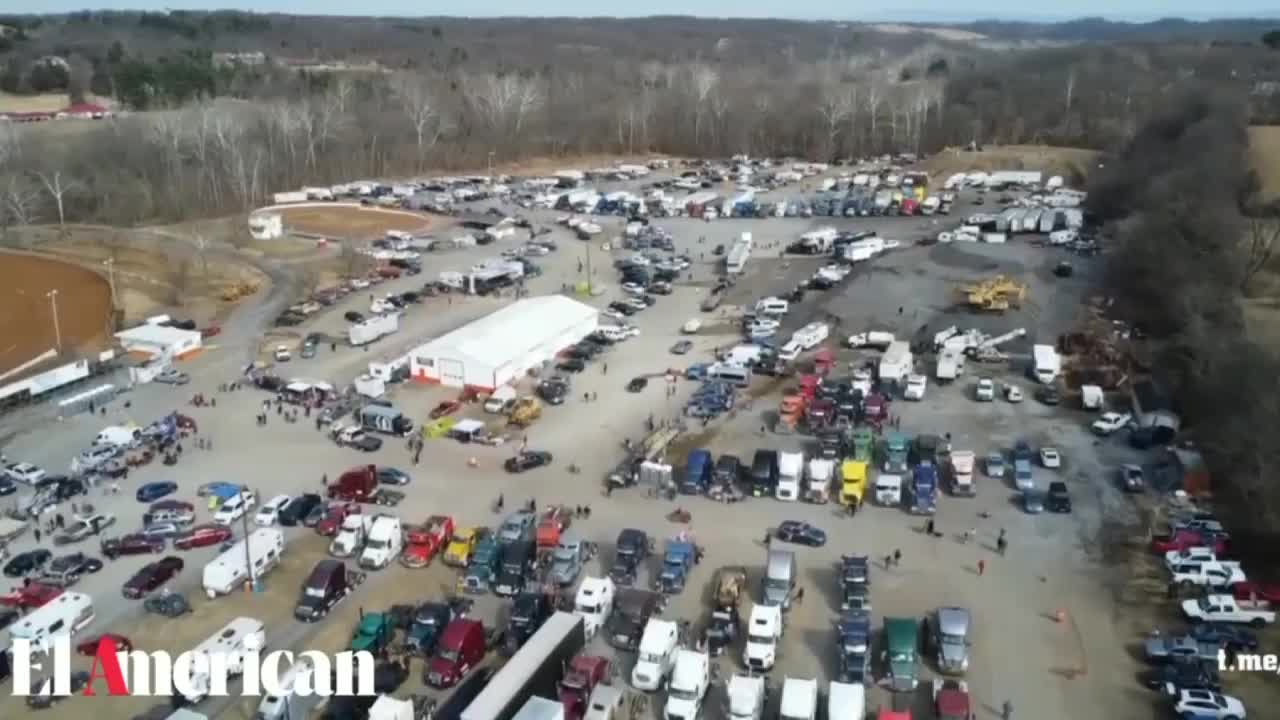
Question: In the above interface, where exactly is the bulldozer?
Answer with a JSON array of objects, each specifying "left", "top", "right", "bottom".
[
  {"left": 507, "top": 396, "right": 542, "bottom": 428},
  {"left": 956, "top": 276, "right": 1028, "bottom": 313}
]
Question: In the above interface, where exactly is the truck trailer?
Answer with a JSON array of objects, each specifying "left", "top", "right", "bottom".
[{"left": 461, "top": 612, "right": 586, "bottom": 720}]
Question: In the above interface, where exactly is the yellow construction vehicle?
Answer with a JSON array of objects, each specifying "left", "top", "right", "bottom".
[
  {"left": 956, "top": 276, "right": 1028, "bottom": 312},
  {"left": 507, "top": 396, "right": 542, "bottom": 428}
]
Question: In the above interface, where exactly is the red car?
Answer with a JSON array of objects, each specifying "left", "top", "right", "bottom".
[
  {"left": 174, "top": 523, "right": 232, "bottom": 551},
  {"left": 1233, "top": 581, "right": 1280, "bottom": 604},
  {"left": 76, "top": 633, "right": 133, "bottom": 655},
  {"left": 0, "top": 582, "right": 64, "bottom": 610},
  {"left": 430, "top": 401, "right": 462, "bottom": 420},
  {"left": 101, "top": 534, "right": 166, "bottom": 559},
  {"left": 316, "top": 503, "right": 360, "bottom": 537},
  {"left": 1150, "top": 529, "right": 1228, "bottom": 555},
  {"left": 123, "top": 556, "right": 185, "bottom": 599}
]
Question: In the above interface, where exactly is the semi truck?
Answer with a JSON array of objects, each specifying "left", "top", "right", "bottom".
[
  {"left": 460, "top": 612, "right": 586, "bottom": 720},
  {"left": 327, "top": 465, "right": 405, "bottom": 506},
  {"left": 948, "top": 451, "right": 975, "bottom": 496},
  {"left": 911, "top": 464, "right": 938, "bottom": 515},
  {"left": 883, "top": 433, "right": 909, "bottom": 473},
  {"left": 1031, "top": 344, "right": 1061, "bottom": 384}
]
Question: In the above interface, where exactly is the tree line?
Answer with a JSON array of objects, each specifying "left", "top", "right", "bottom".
[
  {"left": 0, "top": 37, "right": 1276, "bottom": 232},
  {"left": 1088, "top": 89, "right": 1280, "bottom": 534}
]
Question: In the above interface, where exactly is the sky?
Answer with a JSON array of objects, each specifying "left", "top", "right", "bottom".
[{"left": 17, "top": 2, "right": 1280, "bottom": 23}]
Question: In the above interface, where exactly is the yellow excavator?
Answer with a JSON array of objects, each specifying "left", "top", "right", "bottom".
[{"left": 956, "top": 276, "right": 1028, "bottom": 313}]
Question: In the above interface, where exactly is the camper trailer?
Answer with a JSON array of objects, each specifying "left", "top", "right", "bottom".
[
  {"left": 7, "top": 591, "right": 94, "bottom": 643},
  {"left": 183, "top": 618, "right": 266, "bottom": 704},
  {"left": 202, "top": 528, "right": 285, "bottom": 598}
]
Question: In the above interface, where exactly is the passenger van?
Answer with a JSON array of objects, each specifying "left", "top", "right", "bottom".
[
  {"left": 762, "top": 549, "right": 797, "bottom": 609},
  {"left": 8, "top": 591, "right": 94, "bottom": 643},
  {"left": 708, "top": 363, "right": 752, "bottom": 388},
  {"left": 93, "top": 426, "right": 141, "bottom": 448}
]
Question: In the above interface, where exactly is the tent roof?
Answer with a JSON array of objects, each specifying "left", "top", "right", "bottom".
[{"left": 414, "top": 296, "right": 597, "bottom": 369}]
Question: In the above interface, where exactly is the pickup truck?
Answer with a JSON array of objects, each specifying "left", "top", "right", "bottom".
[
  {"left": 1164, "top": 547, "right": 1221, "bottom": 569},
  {"left": 1168, "top": 560, "right": 1245, "bottom": 589},
  {"left": 1182, "top": 594, "right": 1276, "bottom": 627}
]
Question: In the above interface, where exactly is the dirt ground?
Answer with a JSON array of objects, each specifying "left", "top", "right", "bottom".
[
  {"left": 278, "top": 205, "right": 434, "bottom": 240},
  {"left": 0, "top": 250, "right": 112, "bottom": 377},
  {"left": 1248, "top": 126, "right": 1280, "bottom": 202},
  {"left": 923, "top": 145, "right": 1101, "bottom": 185},
  {"left": 4, "top": 225, "right": 267, "bottom": 330}
]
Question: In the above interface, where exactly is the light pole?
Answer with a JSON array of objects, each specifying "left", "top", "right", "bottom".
[
  {"left": 241, "top": 485, "right": 256, "bottom": 592},
  {"left": 488, "top": 150, "right": 495, "bottom": 179},
  {"left": 103, "top": 258, "right": 118, "bottom": 312},
  {"left": 46, "top": 290, "right": 62, "bottom": 353}
]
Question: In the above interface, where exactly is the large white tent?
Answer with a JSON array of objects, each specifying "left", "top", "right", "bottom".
[{"left": 410, "top": 296, "right": 598, "bottom": 391}]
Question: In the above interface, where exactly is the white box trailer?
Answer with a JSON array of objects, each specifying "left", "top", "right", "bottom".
[
  {"left": 203, "top": 528, "right": 285, "bottom": 598},
  {"left": 272, "top": 191, "right": 307, "bottom": 205},
  {"left": 349, "top": 313, "right": 399, "bottom": 346},
  {"left": 878, "top": 341, "right": 913, "bottom": 383}
]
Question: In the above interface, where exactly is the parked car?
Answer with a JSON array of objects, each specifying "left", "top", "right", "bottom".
[
  {"left": 1190, "top": 622, "right": 1259, "bottom": 652},
  {"left": 774, "top": 521, "right": 827, "bottom": 547},
  {"left": 138, "top": 522, "right": 184, "bottom": 541},
  {"left": 76, "top": 633, "right": 133, "bottom": 656},
  {"left": 4, "top": 549, "right": 53, "bottom": 577},
  {"left": 504, "top": 451, "right": 553, "bottom": 474},
  {"left": 53, "top": 514, "right": 116, "bottom": 545},
  {"left": 4, "top": 462, "right": 47, "bottom": 484},
  {"left": 1046, "top": 482, "right": 1071, "bottom": 513},
  {"left": 279, "top": 493, "right": 323, "bottom": 526},
  {"left": 1022, "top": 490, "right": 1045, "bottom": 514},
  {"left": 670, "top": 340, "right": 694, "bottom": 355},
  {"left": 153, "top": 369, "right": 190, "bottom": 385},
  {"left": 44, "top": 552, "right": 104, "bottom": 584},
  {"left": 1091, "top": 411, "right": 1133, "bottom": 436},
  {"left": 377, "top": 467, "right": 412, "bottom": 486},
  {"left": 174, "top": 523, "right": 234, "bottom": 550},
  {"left": 1035, "top": 386, "right": 1061, "bottom": 406},
  {"left": 255, "top": 495, "right": 293, "bottom": 526},
  {"left": 626, "top": 377, "right": 648, "bottom": 392},
  {"left": 101, "top": 534, "right": 166, "bottom": 559},
  {"left": 122, "top": 556, "right": 185, "bottom": 599},
  {"left": 1172, "top": 689, "right": 1245, "bottom": 720},
  {"left": 557, "top": 359, "right": 586, "bottom": 373},
  {"left": 1039, "top": 447, "right": 1061, "bottom": 468},
  {"left": 344, "top": 311, "right": 365, "bottom": 323},
  {"left": 214, "top": 491, "right": 257, "bottom": 524},
  {"left": 135, "top": 482, "right": 178, "bottom": 503}
]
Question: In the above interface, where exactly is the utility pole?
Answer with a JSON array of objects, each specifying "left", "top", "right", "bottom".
[
  {"left": 241, "top": 486, "right": 255, "bottom": 592},
  {"left": 584, "top": 241, "right": 592, "bottom": 295},
  {"left": 103, "top": 258, "right": 117, "bottom": 313},
  {"left": 488, "top": 150, "right": 495, "bottom": 179},
  {"left": 46, "top": 290, "right": 61, "bottom": 353}
]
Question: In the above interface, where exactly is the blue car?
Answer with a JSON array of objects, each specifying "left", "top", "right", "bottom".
[{"left": 136, "top": 482, "right": 178, "bottom": 503}]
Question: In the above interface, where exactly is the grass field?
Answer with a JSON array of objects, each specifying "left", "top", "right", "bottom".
[
  {"left": 1248, "top": 126, "right": 1280, "bottom": 202},
  {"left": 923, "top": 144, "right": 1101, "bottom": 185}
]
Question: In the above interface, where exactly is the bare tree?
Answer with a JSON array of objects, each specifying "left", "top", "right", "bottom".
[
  {"left": 1243, "top": 214, "right": 1280, "bottom": 293},
  {"left": 391, "top": 73, "right": 447, "bottom": 170},
  {"left": 818, "top": 85, "right": 855, "bottom": 159},
  {"left": 864, "top": 81, "right": 884, "bottom": 151},
  {"left": 35, "top": 171, "right": 79, "bottom": 239},
  {"left": 0, "top": 174, "right": 40, "bottom": 242},
  {"left": 688, "top": 64, "right": 719, "bottom": 147}
]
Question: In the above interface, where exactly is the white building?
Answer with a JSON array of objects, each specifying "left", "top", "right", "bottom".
[
  {"left": 115, "top": 324, "right": 202, "bottom": 360},
  {"left": 410, "top": 296, "right": 598, "bottom": 391}
]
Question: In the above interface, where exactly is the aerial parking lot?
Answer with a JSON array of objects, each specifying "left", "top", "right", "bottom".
[{"left": 0, "top": 158, "right": 1252, "bottom": 720}]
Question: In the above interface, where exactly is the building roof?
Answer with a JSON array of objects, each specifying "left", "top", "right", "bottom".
[
  {"left": 115, "top": 324, "right": 201, "bottom": 347},
  {"left": 415, "top": 296, "right": 597, "bottom": 368}
]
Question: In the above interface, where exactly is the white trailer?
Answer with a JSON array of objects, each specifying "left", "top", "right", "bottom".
[
  {"left": 255, "top": 655, "right": 323, "bottom": 720},
  {"left": 8, "top": 591, "right": 94, "bottom": 642},
  {"left": 349, "top": 313, "right": 399, "bottom": 346},
  {"left": 203, "top": 528, "right": 285, "bottom": 598},
  {"left": 779, "top": 677, "right": 819, "bottom": 720},
  {"left": 183, "top": 617, "right": 266, "bottom": 704},
  {"left": 272, "top": 191, "right": 307, "bottom": 205},
  {"left": 878, "top": 341, "right": 914, "bottom": 383}
]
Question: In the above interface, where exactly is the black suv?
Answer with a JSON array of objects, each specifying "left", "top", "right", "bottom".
[{"left": 1047, "top": 481, "right": 1072, "bottom": 513}]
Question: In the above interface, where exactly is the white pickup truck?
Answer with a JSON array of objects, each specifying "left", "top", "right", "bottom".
[
  {"left": 1167, "top": 560, "right": 1245, "bottom": 589},
  {"left": 1182, "top": 594, "right": 1276, "bottom": 627}
]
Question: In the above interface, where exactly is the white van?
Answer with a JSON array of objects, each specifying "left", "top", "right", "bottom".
[
  {"left": 93, "top": 425, "right": 141, "bottom": 448},
  {"left": 708, "top": 363, "right": 752, "bottom": 388},
  {"left": 777, "top": 340, "right": 803, "bottom": 362},
  {"left": 203, "top": 528, "right": 285, "bottom": 598},
  {"left": 184, "top": 617, "right": 266, "bottom": 704},
  {"left": 8, "top": 591, "right": 94, "bottom": 643},
  {"left": 254, "top": 495, "right": 292, "bottom": 527}
]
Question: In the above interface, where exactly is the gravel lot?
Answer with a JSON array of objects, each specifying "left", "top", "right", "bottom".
[{"left": 0, "top": 176, "right": 1180, "bottom": 720}]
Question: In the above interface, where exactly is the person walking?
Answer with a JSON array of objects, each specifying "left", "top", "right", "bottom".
[
  {"left": 978, "top": 559, "right": 986, "bottom": 576},
  {"left": 926, "top": 518, "right": 935, "bottom": 536},
  {"left": 997, "top": 536, "right": 1007, "bottom": 556},
  {"left": 33, "top": 528, "right": 41, "bottom": 544},
  {"left": 1001, "top": 700, "right": 1013, "bottom": 720},
  {"left": 893, "top": 549, "right": 902, "bottom": 567}
]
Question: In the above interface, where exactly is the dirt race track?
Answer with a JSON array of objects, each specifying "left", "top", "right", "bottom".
[
  {"left": 0, "top": 251, "right": 112, "bottom": 377},
  {"left": 279, "top": 204, "right": 435, "bottom": 240}
]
